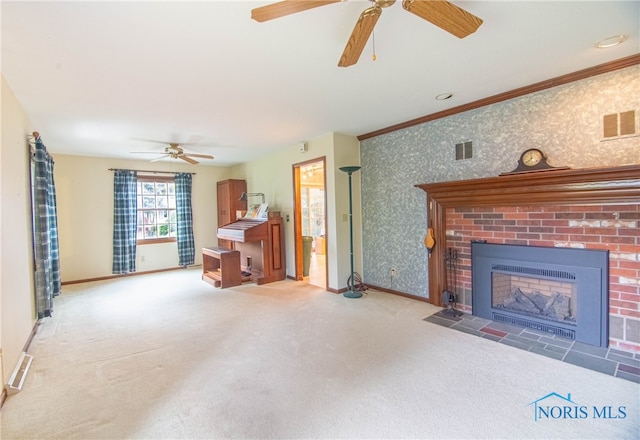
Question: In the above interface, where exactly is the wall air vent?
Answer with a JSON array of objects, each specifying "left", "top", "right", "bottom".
[
  {"left": 602, "top": 110, "right": 636, "bottom": 139},
  {"left": 455, "top": 141, "right": 473, "bottom": 160}
]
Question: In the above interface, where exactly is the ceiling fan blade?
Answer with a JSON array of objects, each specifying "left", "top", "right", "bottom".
[
  {"left": 251, "top": 0, "right": 341, "bottom": 22},
  {"left": 180, "top": 156, "right": 199, "bottom": 165},
  {"left": 185, "top": 154, "right": 214, "bottom": 159},
  {"left": 338, "top": 6, "right": 382, "bottom": 68},
  {"left": 130, "top": 151, "right": 165, "bottom": 154},
  {"left": 402, "top": 0, "right": 483, "bottom": 38},
  {"left": 150, "top": 154, "right": 170, "bottom": 163}
]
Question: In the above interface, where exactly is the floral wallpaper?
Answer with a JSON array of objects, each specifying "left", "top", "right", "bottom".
[{"left": 360, "top": 66, "right": 640, "bottom": 298}]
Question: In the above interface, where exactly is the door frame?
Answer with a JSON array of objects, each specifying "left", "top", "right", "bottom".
[{"left": 292, "top": 157, "right": 327, "bottom": 284}]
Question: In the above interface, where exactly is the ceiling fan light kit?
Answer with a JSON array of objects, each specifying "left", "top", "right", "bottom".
[
  {"left": 252, "top": 0, "right": 483, "bottom": 68},
  {"left": 131, "top": 141, "right": 213, "bottom": 165}
]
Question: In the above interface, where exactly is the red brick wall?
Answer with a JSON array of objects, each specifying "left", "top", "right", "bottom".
[{"left": 446, "top": 204, "right": 640, "bottom": 352}]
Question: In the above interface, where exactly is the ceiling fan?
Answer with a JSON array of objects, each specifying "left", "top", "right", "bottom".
[
  {"left": 131, "top": 142, "right": 214, "bottom": 165},
  {"left": 251, "top": 0, "right": 483, "bottom": 67}
]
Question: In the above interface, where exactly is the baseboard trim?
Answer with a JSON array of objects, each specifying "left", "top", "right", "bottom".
[
  {"left": 61, "top": 265, "right": 201, "bottom": 286},
  {"left": 365, "top": 284, "right": 431, "bottom": 303},
  {"left": 321, "top": 283, "right": 429, "bottom": 299},
  {"left": 23, "top": 320, "right": 40, "bottom": 352}
]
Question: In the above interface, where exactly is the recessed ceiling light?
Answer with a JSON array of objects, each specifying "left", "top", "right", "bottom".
[
  {"left": 436, "top": 93, "right": 453, "bottom": 100},
  {"left": 595, "top": 35, "right": 628, "bottom": 49}
]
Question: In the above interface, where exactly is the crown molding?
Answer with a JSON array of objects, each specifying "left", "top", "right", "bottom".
[{"left": 358, "top": 53, "right": 640, "bottom": 141}]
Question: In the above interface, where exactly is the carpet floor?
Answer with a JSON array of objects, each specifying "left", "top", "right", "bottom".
[{"left": 1, "top": 269, "right": 638, "bottom": 439}]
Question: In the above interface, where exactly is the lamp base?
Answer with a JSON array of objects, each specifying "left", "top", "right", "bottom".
[{"left": 343, "top": 290, "right": 363, "bottom": 299}]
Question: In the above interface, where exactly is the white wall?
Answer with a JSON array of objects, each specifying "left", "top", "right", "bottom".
[
  {"left": 232, "top": 132, "right": 361, "bottom": 291},
  {"left": 1, "top": 76, "right": 37, "bottom": 385},
  {"left": 332, "top": 132, "right": 363, "bottom": 289},
  {"left": 54, "top": 155, "right": 232, "bottom": 281}
]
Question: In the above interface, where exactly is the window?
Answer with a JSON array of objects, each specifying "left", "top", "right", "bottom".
[{"left": 136, "top": 176, "right": 177, "bottom": 243}]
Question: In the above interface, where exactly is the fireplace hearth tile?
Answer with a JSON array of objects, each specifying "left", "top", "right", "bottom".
[
  {"left": 570, "top": 341, "right": 610, "bottom": 358},
  {"left": 505, "top": 333, "right": 548, "bottom": 349},
  {"left": 450, "top": 325, "right": 485, "bottom": 339},
  {"left": 616, "top": 370, "right": 640, "bottom": 383},
  {"left": 607, "top": 350, "right": 640, "bottom": 375},
  {"left": 616, "top": 364, "right": 640, "bottom": 383},
  {"left": 424, "top": 308, "right": 638, "bottom": 383},
  {"left": 539, "top": 335, "right": 573, "bottom": 348},
  {"left": 483, "top": 320, "right": 523, "bottom": 335},
  {"left": 499, "top": 338, "right": 533, "bottom": 351},
  {"left": 480, "top": 326, "right": 507, "bottom": 338},
  {"left": 609, "top": 348, "right": 635, "bottom": 358},
  {"left": 480, "top": 333, "right": 503, "bottom": 343},
  {"left": 563, "top": 350, "right": 618, "bottom": 376},
  {"left": 617, "top": 363, "right": 640, "bottom": 376},
  {"left": 519, "top": 330, "right": 545, "bottom": 341},
  {"left": 540, "top": 343, "right": 569, "bottom": 355},
  {"left": 529, "top": 345, "right": 566, "bottom": 361},
  {"left": 456, "top": 316, "right": 489, "bottom": 331},
  {"left": 607, "top": 351, "right": 640, "bottom": 367},
  {"left": 423, "top": 314, "right": 458, "bottom": 328}
]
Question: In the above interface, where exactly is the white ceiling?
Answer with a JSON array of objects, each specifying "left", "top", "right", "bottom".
[{"left": 2, "top": 1, "right": 638, "bottom": 166}]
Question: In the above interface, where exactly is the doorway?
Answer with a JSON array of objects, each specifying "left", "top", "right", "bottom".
[{"left": 293, "top": 158, "right": 327, "bottom": 288}]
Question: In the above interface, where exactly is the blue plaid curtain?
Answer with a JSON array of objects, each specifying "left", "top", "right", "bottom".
[
  {"left": 112, "top": 169, "right": 137, "bottom": 273},
  {"left": 175, "top": 173, "right": 195, "bottom": 266},
  {"left": 33, "top": 136, "right": 61, "bottom": 318}
]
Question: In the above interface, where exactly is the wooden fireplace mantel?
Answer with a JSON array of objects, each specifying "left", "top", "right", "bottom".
[{"left": 415, "top": 164, "right": 640, "bottom": 306}]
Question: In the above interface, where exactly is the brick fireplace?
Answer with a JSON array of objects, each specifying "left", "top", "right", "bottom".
[{"left": 417, "top": 165, "right": 640, "bottom": 353}]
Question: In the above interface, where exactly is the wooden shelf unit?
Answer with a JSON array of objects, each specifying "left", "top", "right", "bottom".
[
  {"left": 217, "top": 179, "right": 247, "bottom": 249},
  {"left": 202, "top": 246, "right": 242, "bottom": 288}
]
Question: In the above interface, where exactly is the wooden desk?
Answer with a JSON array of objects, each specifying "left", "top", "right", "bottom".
[{"left": 202, "top": 247, "right": 241, "bottom": 288}]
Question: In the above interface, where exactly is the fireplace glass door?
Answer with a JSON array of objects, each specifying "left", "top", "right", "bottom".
[
  {"left": 471, "top": 242, "right": 609, "bottom": 347},
  {"left": 492, "top": 270, "right": 577, "bottom": 325}
]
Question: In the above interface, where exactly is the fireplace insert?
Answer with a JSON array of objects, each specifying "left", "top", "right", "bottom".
[{"left": 471, "top": 242, "right": 609, "bottom": 347}]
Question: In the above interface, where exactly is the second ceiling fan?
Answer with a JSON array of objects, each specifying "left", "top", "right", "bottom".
[
  {"left": 251, "top": 0, "right": 483, "bottom": 67},
  {"left": 132, "top": 142, "right": 214, "bottom": 164}
]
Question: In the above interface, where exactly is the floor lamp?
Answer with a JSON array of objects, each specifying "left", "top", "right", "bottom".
[{"left": 339, "top": 166, "right": 361, "bottom": 299}]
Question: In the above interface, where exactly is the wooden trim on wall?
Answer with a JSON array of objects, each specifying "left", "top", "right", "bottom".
[
  {"left": 366, "top": 284, "right": 430, "bottom": 303},
  {"left": 415, "top": 164, "right": 640, "bottom": 306},
  {"left": 358, "top": 54, "right": 640, "bottom": 141},
  {"left": 61, "top": 265, "right": 195, "bottom": 286}
]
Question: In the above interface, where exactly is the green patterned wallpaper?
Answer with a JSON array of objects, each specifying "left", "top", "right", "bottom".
[{"left": 360, "top": 66, "right": 640, "bottom": 298}]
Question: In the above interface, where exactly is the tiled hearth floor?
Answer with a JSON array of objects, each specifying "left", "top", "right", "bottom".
[{"left": 425, "top": 310, "right": 640, "bottom": 383}]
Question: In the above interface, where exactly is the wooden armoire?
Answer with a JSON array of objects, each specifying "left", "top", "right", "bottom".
[{"left": 217, "top": 179, "right": 246, "bottom": 249}]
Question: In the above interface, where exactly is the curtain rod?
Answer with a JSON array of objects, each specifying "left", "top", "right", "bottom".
[
  {"left": 108, "top": 168, "right": 195, "bottom": 175},
  {"left": 27, "top": 131, "right": 41, "bottom": 145}
]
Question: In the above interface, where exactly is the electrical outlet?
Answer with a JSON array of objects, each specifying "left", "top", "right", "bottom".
[{"left": 391, "top": 268, "right": 397, "bottom": 277}]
